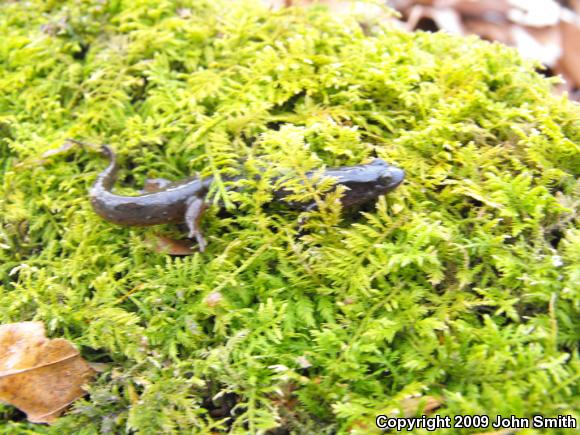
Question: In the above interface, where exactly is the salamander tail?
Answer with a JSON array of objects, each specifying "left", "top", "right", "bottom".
[{"left": 88, "top": 143, "right": 118, "bottom": 194}]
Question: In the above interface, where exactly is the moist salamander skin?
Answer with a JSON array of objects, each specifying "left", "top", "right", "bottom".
[{"left": 89, "top": 144, "right": 405, "bottom": 251}]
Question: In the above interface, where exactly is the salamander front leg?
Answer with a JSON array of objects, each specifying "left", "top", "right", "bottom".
[{"left": 185, "top": 196, "right": 209, "bottom": 252}]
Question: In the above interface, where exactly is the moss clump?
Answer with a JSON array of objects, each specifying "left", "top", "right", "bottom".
[{"left": 1, "top": 0, "right": 578, "bottom": 433}]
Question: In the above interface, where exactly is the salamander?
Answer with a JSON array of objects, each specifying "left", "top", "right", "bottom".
[{"left": 88, "top": 144, "right": 405, "bottom": 252}]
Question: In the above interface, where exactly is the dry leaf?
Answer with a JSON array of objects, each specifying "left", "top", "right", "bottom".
[
  {"left": 388, "top": 396, "right": 443, "bottom": 417},
  {"left": 462, "top": 18, "right": 514, "bottom": 45},
  {"left": 406, "top": 5, "right": 464, "bottom": 34},
  {"left": 558, "top": 18, "right": 580, "bottom": 88},
  {"left": 512, "top": 25, "right": 561, "bottom": 66},
  {"left": 570, "top": 0, "right": 580, "bottom": 14},
  {"left": 397, "top": 395, "right": 443, "bottom": 416},
  {"left": 146, "top": 234, "right": 194, "bottom": 256},
  {"left": 347, "top": 394, "right": 442, "bottom": 433},
  {"left": 428, "top": 6, "right": 464, "bottom": 34},
  {"left": 452, "top": 0, "right": 511, "bottom": 18},
  {"left": 508, "top": 0, "right": 561, "bottom": 27},
  {"left": 0, "top": 321, "right": 95, "bottom": 423},
  {"left": 261, "top": 0, "right": 289, "bottom": 9}
]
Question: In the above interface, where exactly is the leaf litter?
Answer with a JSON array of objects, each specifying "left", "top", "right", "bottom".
[
  {"left": 0, "top": 322, "right": 95, "bottom": 423},
  {"left": 270, "top": 0, "right": 580, "bottom": 100}
]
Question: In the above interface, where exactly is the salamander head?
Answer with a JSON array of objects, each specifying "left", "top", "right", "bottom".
[{"left": 327, "top": 158, "right": 405, "bottom": 208}]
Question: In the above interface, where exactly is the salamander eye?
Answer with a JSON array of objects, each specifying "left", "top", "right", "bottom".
[{"left": 377, "top": 173, "right": 393, "bottom": 186}]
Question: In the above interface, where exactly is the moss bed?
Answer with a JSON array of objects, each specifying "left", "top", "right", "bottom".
[{"left": 1, "top": 0, "right": 579, "bottom": 433}]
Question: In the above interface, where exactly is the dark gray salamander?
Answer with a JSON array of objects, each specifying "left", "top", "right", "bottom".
[{"left": 89, "top": 144, "right": 405, "bottom": 251}]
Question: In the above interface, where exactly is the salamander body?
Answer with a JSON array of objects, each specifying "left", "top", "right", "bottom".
[{"left": 89, "top": 144, "right": 405, "bottom": 251}]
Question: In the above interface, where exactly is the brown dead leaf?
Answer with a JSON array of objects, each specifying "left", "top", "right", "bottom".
[
  {"left": 399, "top": 395, "right": 443, "bottom": 416},
  {"left": 406, "top": 5, "right": 464, "bottom": 34},
  {"left": 146, "top": 234, "right": 194, "bottom": 256},
  {"left": 0, "top": 321, "right": 95, "bottom": 423},
  {"left": 265, "top": 0, "right": 398, "bottom": 25},
  {"left": 359, "top": 0, "right": 580, "bottom": 100},
  {"left": 452, "top": 0, "right": 511, "bottom": 18},
  {"left": 512, "top": 25, "right": 561, "bottom": 66},
  {"left": 261, "top": 0, "right": 289, "bottom": 9},
  {"left": 570, "top": 0, "right": 580, "bottom": 14},
  {"left": 508, "top": 0, "right": 561, "bottom": 27},
  {"left": 462, "top": 18, "right": 514, "bottom": 44},
  {"left": 558, "top": 18, "right": 580, "bottom": 87}
]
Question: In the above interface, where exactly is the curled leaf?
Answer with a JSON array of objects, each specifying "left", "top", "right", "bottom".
[
  {"left": 146, "top": 234, "right": 195, "bottom": 256},
  {"left": 0, "top": 321, "right": 95, "bottom": 423}
]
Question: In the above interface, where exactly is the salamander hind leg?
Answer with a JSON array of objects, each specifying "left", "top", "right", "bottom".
[{"left": 185, "top": 196, "right": 209, "bottom": 252}]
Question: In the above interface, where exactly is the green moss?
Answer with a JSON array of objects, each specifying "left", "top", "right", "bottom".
[{"left": 0, "top": 0, "right": 578, "bottom": 433}]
